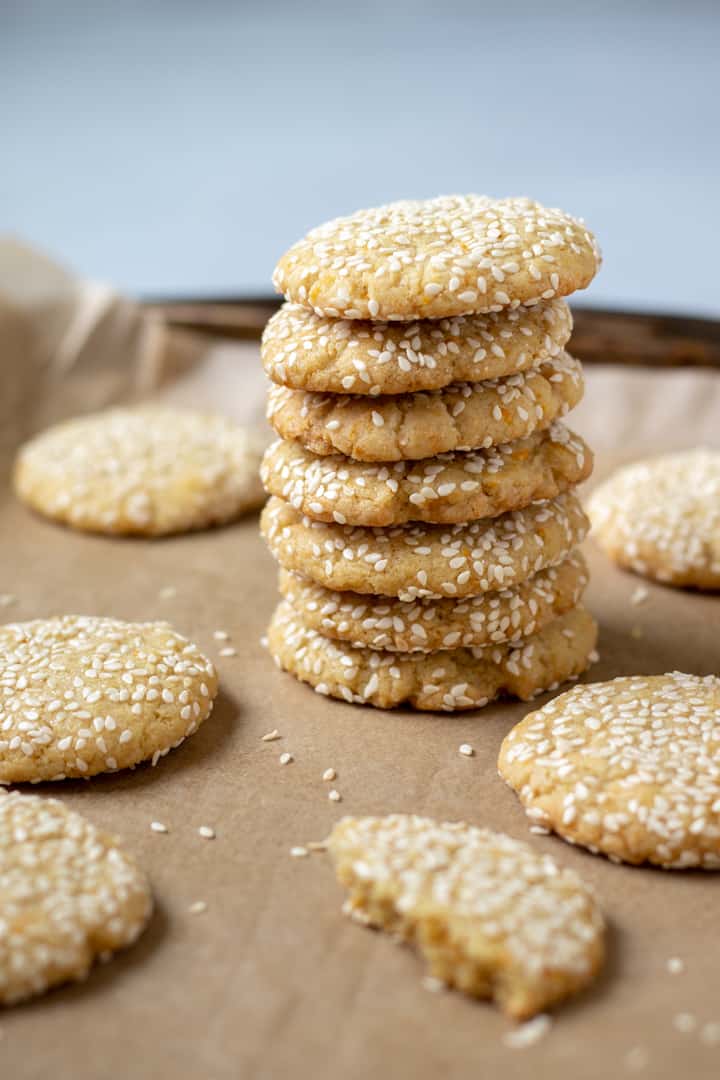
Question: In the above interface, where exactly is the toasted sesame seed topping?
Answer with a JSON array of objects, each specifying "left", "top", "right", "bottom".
[
  {"left": 328, "top": 789, "right": 342, "bottom": 803},
  {"left": 290, "top": 846, "right": 309, "bottom": 858},
  {"left": 458, "top": 744, "right": 474, "bottom": 757},
  {"left": 218, "top": 647, "right": 237, "bottom": 657},
  {"left": 503, "top": 1015, "right": 552, "bottom": 1049},
  {"left": 279, "top": 752, "right": 294, "bottom": 765},
  {"left": 323, "top": 768, "right": 337, "bottom": 782},
  {"left": 198, "top": 826, "right": 215, "bottom": 839},
  {"left": 213, "top": 630, "right": 230, "bottom": 641},
  {"left": 150, "top": 821, "right": 168, "bottom": 834}
]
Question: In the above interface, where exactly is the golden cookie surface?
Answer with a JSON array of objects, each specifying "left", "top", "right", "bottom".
[
  {"left": 278, "top": 550, "right": 587, "bottom": 652},
  {"left": 14, "top": 407, "right": 266, "bottom": 536},
  {"left": 261, "top": 423, "right": 592, "bottom": 527},
  {"left": 0, "top": 793, "right": 152, "bottom": 1005},
  {"left": 499, "top": 672, "right": 720, "bottom": 869},
  {"left": 0, "top": 615, "right": 218, "bottom": 783},
  {"left": 587, "top": 449, "right": 720, "bottom": 588},
  {"left": 262, "top": 299, "right": 572, "bottom": 395},
  {"left": 267, "top": 351, "right": 583, "bottom": 462},
  {"left": 267, "top": 600, "right": 597, "bottom": 710},
  {"left": 273, "top": 195, "right": 600, "bottom": 321},
  {"left": 329, "top": 814, "right": 605, "bottom": 1018},
  {"left": 261, "top": 493, "right": 589, "bottom": 600}
]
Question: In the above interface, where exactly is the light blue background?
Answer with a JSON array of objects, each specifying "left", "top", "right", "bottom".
[{"left": 2, "top": 0, "right": 719, "bottom": 313}]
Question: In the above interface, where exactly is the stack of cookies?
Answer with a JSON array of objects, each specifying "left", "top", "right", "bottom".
[{"left": 259, "top": 195, "right": 601, "bottom": 711}]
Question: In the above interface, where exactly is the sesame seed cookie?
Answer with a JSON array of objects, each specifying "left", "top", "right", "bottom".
[
  {"left": 14, "top": 407, "right": 267, "bottom": 537},
  {"left": 261, "top": 423, "right": 592, "bottom": 528},
  {"left": 498, "top": 672, "right": 720, "bottom": 869},
  {"left": 267, "top": 601, "right": 597, "bottom": 710},
  {"left": 273, "top": 195, "right": 600, "bottom": 321},
  {"left": 587, "top": 449, "right": 720, "bottom": 589},
  {"left": 0, "top": 615, "right": 218, "bottom": 783},
  {"left": 328, "top": 814, "right": 604, "bottom": 1018},
  {"left": 266, "top": 351, "right": 584, "bottom": 463},
  {"left": 0, "top": 792, "right": 152, "bottom": 1005},
  {"left": 261, "top": 493, "right": 590, "bottom": 600},
  {"left": 262, "top": 299, "right": 573, "bottom": 395},
  {"left": 277, "top": 550, "right": 588, "bottom": 653}
]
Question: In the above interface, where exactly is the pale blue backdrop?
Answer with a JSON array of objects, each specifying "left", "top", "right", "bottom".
[{"left": 2, "top": 0, "right": 719, "bottom": 313}]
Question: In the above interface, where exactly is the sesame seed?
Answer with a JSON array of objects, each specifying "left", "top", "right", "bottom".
[
  {"left": 219, "top": 647, "right": 236, "bottom": 657},
  {"left": 631, "top": 585, "right": 649, "bottom": 606},
  {"left": 261, "top": 729, "right": 282, "bottom": 741},
  {"left": 150, "top": 821, "right": 168, "bottom": 834},
  {"left": 328, "top": 789, "right": 342, "bottom": 802},
  {"left": 458, "top": 743, "right": 474, "bottom": 757},
  {"left": 666, "top": 956, "right": 684, "bottom": 974},
  {"left": 279, "top": 752, "right": 294, "bottom": 765},
  {"left": 198, "top": 826, "right": 215, "bottom": 839},
  {"left": 188, "top": 900, "right": 208, "bottom": 915},
  {"left": 290, "top": 846, "right": 309, "bottom": 857},
  {"left": 323, "top": 768, "right": 337, "bottom": 782},
  {"left": 213, "top": 630, "right": 230, "bottom": 641}
]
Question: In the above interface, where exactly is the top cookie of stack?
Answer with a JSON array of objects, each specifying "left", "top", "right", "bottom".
[{"left": 260, "top": 195, "right": 600, "bottom": 710}]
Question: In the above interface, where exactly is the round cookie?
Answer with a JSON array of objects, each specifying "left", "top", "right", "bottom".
[
  {"left": 261, "top": 423, "right": 593, "bottom": 528},
  {"left": 329, "top": 814, "right": 605, "bottom": 1019},
  {"left": 0, "top": 792, "right": 152, "bottom": 1005},
  {"left": 273, "top": 195, "right": 600, "bottom": 321},
  {"left": 267, "top": 600, "right": 598, "bottom": 711},
  {"left": 498, "top": 672, "right": 720, "bottom": 869},
  {"left": 266, "top": 351, "right": 584, "bottom": 462},
  {"left": 0, "top": 615, "right": 218, "bottom": 783},
  {"left": 14, "top": 407, "right": 267, "bottom": 536},
  {"left": 262, "top": 298, "right": 573, "bottom": 395},
  {"left": 587, "top": 449, "right": 720, "bottom": 589},
  {"left": 261, "top": 493, "right": 590, "bottom": 600},
  {"left": 277, "top": 550, "right": 588, "bottom": 652}
]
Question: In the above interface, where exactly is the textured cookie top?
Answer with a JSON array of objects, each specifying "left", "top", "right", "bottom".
[
  {"left": 273, "top": 196, "right": 600, "bottom": 320},
  {"left": 278, "top": 549, "right": 588, "bottom": 652},
  {"left": 14, "top": 407, "right": 266, "bottom": 537},
  {"left": 261, "top": 423, "right": 592, "bottom": 527},
  {"left": 0, "top": 792, "right": 152, "bottom": 1005},
  {"left": 0, "top": 615, "right": 218, "bottom": 783},
  {"left": 267, "top": 351, "right": 584, "bottom": 462},
  {"left": 261, "top": 493, "right": 589, "bottom": 600},
  {"left": 268, "top": 601, "right": 597, "bottom": 711},
  {"left": 328, "top": 814, "right": 604, "bottom": 1017},
  {"left": 587, "top": 449, "right": 720, "bottom": 588},
  {"left": 499, "top": 672, "right": 720, "bottom": 869},
  {"left": 262, "top": 299, "right": 572, "bottom": 395}
]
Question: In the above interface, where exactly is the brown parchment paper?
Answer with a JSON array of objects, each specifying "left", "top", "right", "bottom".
[{"left": 1, "top": 257, "right": 719, "bottom": 1079}]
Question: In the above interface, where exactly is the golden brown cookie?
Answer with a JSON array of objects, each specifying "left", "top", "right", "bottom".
[
  {"left": 261, "top": 423, "right": 592, "bottom": 527},
  {"left": 261, "top": 493, "right": 590, "bottom": 600},
  {"left": 267, "top": 600, "right": 597, "bottom": 710},
  {"left": 277, "top": 550, "right": 588, "bottom": 652},
  {"left": 262, "top": 299, "right": 573, "bottom": 395},
  {"left": 0, "top": 615, "right": 218, "bottom": 783},
  {"left": 499, "top": 672, "right": 720, "bottom": 869},
  {"left": 273, "top": 195, "right": 600, "bottom": 321},
  {"left": 328, "top": 814, "right": 605, "bottom": 1018},
  {"left": 266, "top": 351, "right": 584, "bottom": 462},
  {"left": 14, "top": 407, "right": 267, "bottom": 536},
  {"left": 587, "top": 449, "right": 720, "bottom": 589},
  {"left": 0, "top": 793, "right": 152, "bottom": 1005}
]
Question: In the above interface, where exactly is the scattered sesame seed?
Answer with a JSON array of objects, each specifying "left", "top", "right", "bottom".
[
  {"left": 213, "top": 630, "right": 230, "bottom": 641},
  {"left": 290, "top": 846, "right": 309, "bottom": 858},
  {"left": 328, "top": 789, "right": 342, "bottom": 802},
  {"left": 279, "top": 752, "right": 293, "bottom": 765},
  {"left": 323, "top": 768, "right": 337, "bottom": 782},
  {"left": 219, "top": 647, "right": 236, "bottom": 657},
  {"left": 503, "top": 1015, "right": 552, "bottom": 1049},
  {"left": 198, "top": 826, "right": 215, "bottom": 839},
  {"left": 261, "top": 729, "right": 282, "bottom": 741},
  {"left": 667, "top": 957, "right": 685, "bottom": 975},
  {"left": 458, "top": 743, "right": 474, "bottom": 757},
  {"left": 0, "top": 594, "right": 16, "bottom": 607},
  {"left": 188, "top": 900, "right": 207, "bottom": 915},
  {"left": 631, "top": 586, "right": 649, "bottom": 606},
  {"left": 150, "top": 821, "right": 168, "bottom": 834},
  {"left": 421, "top": 976, "right": 445, "bottom": 993}
]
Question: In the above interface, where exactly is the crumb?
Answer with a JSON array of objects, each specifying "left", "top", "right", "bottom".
[
  {"left": 262, "top": 729, "right": 281, "bottom": 741},
  {"left": 150, "top": 821, "right": 168, "bottom": 834}
]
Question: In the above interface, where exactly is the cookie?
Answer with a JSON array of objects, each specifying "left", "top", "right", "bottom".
[
  {"left": 273, "top": 195, "right": 600, "bottom": 321},
  {"left": 267, "top": 601, "right": 597, "bottom": 710},
  {"left": 0, "top": 615, "right": 218, "bottom": 783},
  {"left": 262, "top": 299, "right": 573, "bottom": 395},
  {"left": 261, "top": 423, "right": 592, "bottom": 527},
  {"left": 277, "top": 550, "right": 588, "bottom": 652},
  {"left": 498, "top": 672, "right": 720, "bottom": 869},
  {"left": 0, "top": 792, "right": 152, "bottom": 1005},
  {"left": 14, "top": 407, "right": 267, "bottom": 536},
  {"left": 266, "top": 351, "right": 584, "bottom": 463},
  {"left": 587, "top": 449, "right": 720, "bottom": 589},
  {"left": 328, "top": 814, "right": 604, "bottom": 1018},
  {"left": 261, "top": 493, "right": 590, "bottom": 600}
]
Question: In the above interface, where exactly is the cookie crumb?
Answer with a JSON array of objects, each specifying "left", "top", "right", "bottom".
[
  {"left": 188, "top": 900, "right": 207, "bottom": 915},
  {"left": 422, "top": 976, "right": 445, "bottom": 993},
  {"left": 290, "top": 846, "right": 309, "bottom": 858},
  {"left": 631, "top": 586, "right": 649, "bottom": 606},
  {"left": 328, "top": 789, "right": 341, "bottom": 802},
  {"left": 323, "top": 768, "right": 337, "bottom": 782},
  {"left": 150, "top": 821, "right": 168, "bottom": 834},
  {"left": 279, "top": 752, "right": 294, "bottom": 765},
  {"left": 667, "top": 957, "right": 684, "bottom": 975},
  {"left": 198, "top": 825, "right": 215, "bottom": 839},
  {"left": 673, "top": 1013, "right": 697, "bottom": 1033},
  {"left": 624, "top": 1046, "right": 649, "bottom": 1072},
  {"left": 458, "top": 743, "right": 474, "bottom": 757},
  {"left": 261, "top": 729, "right": 281, "bottom": 741},
  {"left": 503, "top": 1015, "right": 552, "bottom": 1049},
  {"left": 219, "top": 647, "right": 236, "bottom": 657},
  {"left": 701, "top": 1022, "right": 720, "bottom": 1046}
]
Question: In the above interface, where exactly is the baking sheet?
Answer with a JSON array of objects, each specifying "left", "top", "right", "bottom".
[{"left": 1, "top": 305, "right": 720, "bottom": 1078}]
